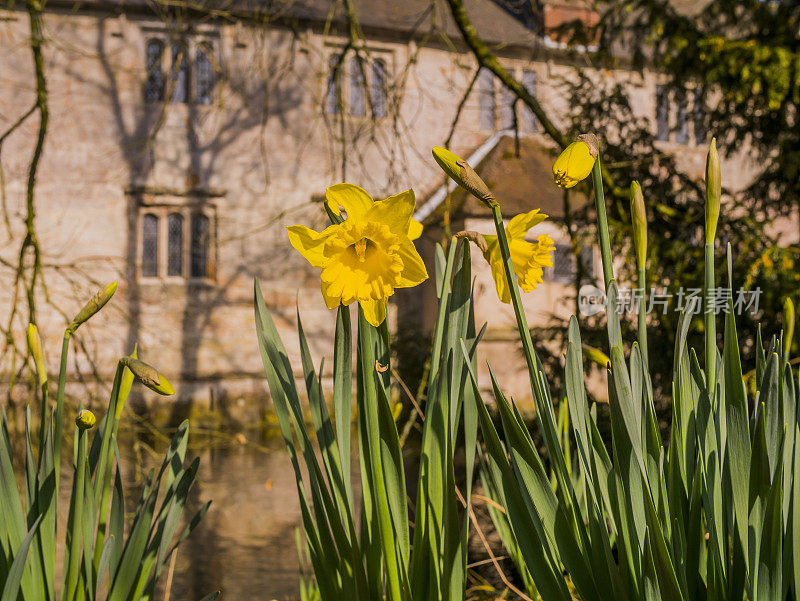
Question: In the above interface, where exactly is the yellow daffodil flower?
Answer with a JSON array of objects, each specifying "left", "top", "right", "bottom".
[
  {"left": 481, "top": 209, "right": 555, "bottom": 303},
  {"left": 552, "top": 136, "right": 598, "bottom": 189},
  {"left": 287, "top": 183, "right": 428, "bottom": 326}
]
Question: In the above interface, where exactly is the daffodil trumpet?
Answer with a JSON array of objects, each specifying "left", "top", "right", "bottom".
[
  {"left": 458, "top": 210, "right": 554, "bottom": 304},
  {"left": 287, "top": 183, "right": 428, "bottom": 327}
]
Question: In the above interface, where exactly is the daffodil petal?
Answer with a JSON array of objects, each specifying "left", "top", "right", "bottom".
[
  {"left": 489, "top": 260, "right": 512, "bottom": 304},
  {"left": 287, "top": 225, "right": 331, "bottom": 268},
  {"left": 505, "top": 209, "right": 548, "bottom": 239},
  {"left": 321, "top": 279, "right": 343, "bottom": 310},
  {"left": 326, "top": 183, "right": 374, "bottom": 220},
  {"left": 408, "top": 218, "right": 424, "bottom": 241},
  {"left": 360, "top": 298, "right": 387, "bottom": 326},
  {"left": 480, "top": 236, "right": 511, "bottom": 303},
  {"left": 368, "top": 189, "right": 416, "bottom": 236},
  {"left": 396, "top": 238, "right": 428, "bottom": 287}
]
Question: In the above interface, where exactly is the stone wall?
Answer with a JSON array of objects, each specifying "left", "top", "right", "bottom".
[{"left": 0, "top": 4, "right": 764, "bottom": 411}]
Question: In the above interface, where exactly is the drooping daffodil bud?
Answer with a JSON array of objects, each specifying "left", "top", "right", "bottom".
[
  {"left": 552, "top": 134, "right": 598, "bottom": 189},
  {"left": 705, "top": 138, "right": 721, "bottom": 244},
  {"left": 120, "top": 357, "right": 175, "bottom": 396},
  {"left": 26, "top": 323, "right": 47, "bottom": 387},
  {"left": 67, "top": 282, "right": 118, "bottom": 334},
  {"left": 75, "top": 409, "right": 96, "bottom": 431},
  {"left": 630, "top": 181, "right": 647, "bottom": 270},
  {"left": 454, "top": 230, "right": 488, "bottom": 253},
  {"left": 431, "top": 147, "right": 497, "bottom": 208}
]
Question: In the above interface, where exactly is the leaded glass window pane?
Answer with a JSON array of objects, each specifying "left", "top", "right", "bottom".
[
  {"left": 171, "top": 42, "right": 189, "bottom": 104},
  {"left": 142, "top": 214, "right": 159, "bottom": 277},
  {"left": 190, "top": 213, "right": 210, "bottom": 278},
  {"left": 371, "top": 59, "right": 387, "bottom": 119},
  {"left": 656, "top": 85, "right": 669, "bottom": 141},
  {"left": 145, "top": 39, "right": 164, "bottom": 103},
  {"left": 499, "top": 84, "right": 515, "bottom": 130},
  {"left": 167, "top": 213, "right": 184, "bottom": 276},
  {"left": 675, "top": 90, "right": 689, "bottom": 144},
  {"left": 549, "top": 243, "right": 575, "bottom": 284},
  {"left": 195, "top": 42, "right": 214, "bottom": 105},
  {"left": 326, "top": 55, "right": 340, "bottom": 115},
  {"left": 478, "top": 68, "right": 495, "bottom": 130},
  {"left": 693, "top": 89, "right": 707, "bottom": 145},
  {"left": 522, "top": 70, "right": 537, "bottom": 133},
  {"left": 350, "top": 57, "right": 366, "bottom": 117}
]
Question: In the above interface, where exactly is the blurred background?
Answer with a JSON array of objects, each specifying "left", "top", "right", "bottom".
[{"left": 1, "top": 0, "right": 797, "bottom": 598}]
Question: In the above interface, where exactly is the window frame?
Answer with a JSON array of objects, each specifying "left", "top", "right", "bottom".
[
  {"left": 655, "top": 82, "right": 707, "bottom": 146},
  {"left": 323, "top": 45, "right": 393, "bottom": 120},
  {"left": 136, "top": 199, "right": 217, "bottom": 284},
  {"left": 543, "top": 243, "right": 596, "bottom": 285},
  {"left": 478, "top": 67, "right": 497, "bottom": 131},
  {"left": 142, "top": 28, "right": 219, "bottom": 107},
  {"left": 476, "top": 65, "right": 541, "bottom": 135}
]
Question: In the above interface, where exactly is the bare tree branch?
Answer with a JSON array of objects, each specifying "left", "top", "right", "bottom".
[{"left": 443, "top": 0, "right": 568, "bottom": 148}]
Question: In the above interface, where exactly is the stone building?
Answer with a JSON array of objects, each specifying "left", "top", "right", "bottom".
[{"left": 0, "top": 0, "right": 762, "bottom": 410}]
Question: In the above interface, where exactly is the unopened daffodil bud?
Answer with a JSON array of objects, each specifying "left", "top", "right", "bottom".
[
  {"left": 581, "top": 343, "right": 611, "bottom": 369},
  {"left": 552, "top": 134, "right": 598, "bottom": 189},
  {"left": 431, "top": 147, "right": 497, "bottom": 208},
  {"left": 392, "top": 402, "right": 403, "bottom": 422},
  {"left": 67, "top": 282, "right": 118, "bottom": 334},
  {"left": 26, "top": 323, "right": 47, "bottom": 387},
  {"left": 120, "top": 357, "right": 175, "bottom": 396},
  {"left": 630, "top": 181, "right": 647, "bottom": 270},
  {"left": 705, "top": 138, "right": 720, "bottom": 244},
  {"left": 783, "top": 297, "right": 795, "bottom": 360},
  {"left": 75, "top": 409, "right": 96, "bottom": 431}
]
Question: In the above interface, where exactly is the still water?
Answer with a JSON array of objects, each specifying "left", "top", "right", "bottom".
[{"left": 116, "top": 426, "right": 327, "bottom": 601}]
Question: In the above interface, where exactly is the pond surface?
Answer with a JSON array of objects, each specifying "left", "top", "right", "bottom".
[
  {"left": 119, "top": 428, "right": 328, "bottom": 601},
  {"left": 11, "top": 411, "right": 504, "bottom": 600}
]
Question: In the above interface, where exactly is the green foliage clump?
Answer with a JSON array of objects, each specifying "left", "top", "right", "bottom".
[{"left": 1, "top": 285, "right": 215, "bottom": 601}]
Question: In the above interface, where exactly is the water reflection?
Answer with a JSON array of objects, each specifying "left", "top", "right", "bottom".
[{"left": 119, "top": 429, "right": 324, "bottom": 601}]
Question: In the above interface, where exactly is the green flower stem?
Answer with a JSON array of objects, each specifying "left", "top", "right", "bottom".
[
  {"left": 53, "top": 332, "right": 71, "bottom": 489},
  {"left": 428, "top": 241, "right": 457, "bottom": 385},
  {"left": 490, "top": 205, "right": 568, "bottom": 481},
  {"left": 591, "top": 157, "right": 614, "bottom": 289},
  {"left": 64, "top": 425, "right": 87, "bottom": 601},
  {"left": 637, "top": 265, "right": 648, "bottom": 365},
  {"left": 92, "top": 362, "right": 124, "bottom": 567},
  {"left": 704, "top": 241, "right": 716, "bottom": 399},
  {"left": 357, "top": 312, "right": 405, "bottom": 601},
  {"left": 37, "top": 380, "right": 48, "bottom": 462}
]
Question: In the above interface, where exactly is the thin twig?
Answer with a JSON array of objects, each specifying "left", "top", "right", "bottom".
[
  {"left": 455, "top": 486, "right": 535, "bottom": 601},
  {"left": 163, "top": 549, "right": 178, "bottom": 601}
]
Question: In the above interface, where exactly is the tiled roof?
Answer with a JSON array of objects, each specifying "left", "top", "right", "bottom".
[{"left": 46, "top": 0, "right": 538, "bottom": 49}]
